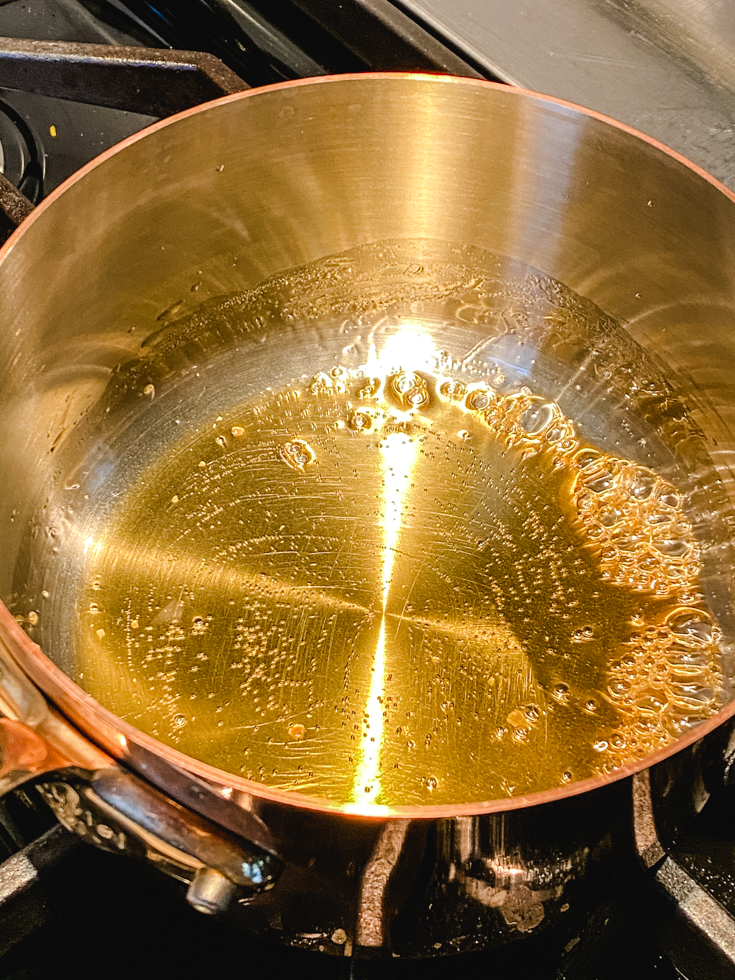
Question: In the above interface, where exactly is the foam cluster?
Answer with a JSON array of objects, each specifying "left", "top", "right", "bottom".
[{"left": 460, "top": 384, "right": 722, "bottom": 769}]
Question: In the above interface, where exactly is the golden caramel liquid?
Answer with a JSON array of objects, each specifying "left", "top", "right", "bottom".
[{"left": 70, "top": 364, "right": 721, "bottom": 810}]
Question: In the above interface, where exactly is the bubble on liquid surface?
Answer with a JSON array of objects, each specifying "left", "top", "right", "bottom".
[
  {"left": 279, "top": 439, "right": 315, "bottom": 472},
  {"left": 439, "top": 380, "right": 466, "bottom": 401},
  {"left": 553, "top": 684, "right": 571, "bottom": 704},
  {"left": 309, "top": 371, "right": 344, "bottom": 396},
  {"left": 348, "top": 409, "right": 378, "bottom": 432},
  {"left": 519, "top": 399, "right": 555, "bottom": 436},
  {"left": 466, "top": 387, "right": 494, "bottom": 412},
  {"left": 389, "top": 371, "right": 430, "bottom": 411},
  {"left": 358, "top": 377, "right": 381, "bottom": 399}
]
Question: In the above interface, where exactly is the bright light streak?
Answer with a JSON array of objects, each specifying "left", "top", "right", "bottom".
[
  {"left": 83, "top": 535, "right": 102, "bottom": 557},
  {"left": 361, "top": 328, "right": 439, "bottom": 378},
  {"left": 351, "top": 431, "right": 419, "bottom": 806}
]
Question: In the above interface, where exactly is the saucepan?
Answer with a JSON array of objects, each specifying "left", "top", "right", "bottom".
[{"left": 2, "top": 73, "right": 735, "bottom": 957}]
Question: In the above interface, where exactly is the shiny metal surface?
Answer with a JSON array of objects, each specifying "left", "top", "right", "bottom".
[
  {"left": 3, "top": 72, "right": 735, "bottom": 812},
  {"left": 36, "top": 767, "right": 280, "bottom": 904},
  {"left": 395, "top": 0, "right": 735, "bottom": 189},
  {"left": 2, "top": 73, "right": 735, "bottom": 951},
  {"left": 187, "top": 867, "right": 239, "bottom": 914}
]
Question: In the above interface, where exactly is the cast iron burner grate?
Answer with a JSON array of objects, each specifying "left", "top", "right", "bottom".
[{"left": 0, "top": 818, "right": 685, "bottom": 980}]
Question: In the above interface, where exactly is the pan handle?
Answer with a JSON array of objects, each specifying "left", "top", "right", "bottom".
[
  {"left": 0, "top": 637, "right": 281, "bottom": 910},
  {"left": 0, "top": 634, "right": 111, "bottom": 794},
  {"left": 0, "top": 716, "right": 77, "bottom": 794}
]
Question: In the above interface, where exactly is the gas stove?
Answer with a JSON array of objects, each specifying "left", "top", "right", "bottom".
[{"left": 2, "top": 2, "right": 735, "bottom": 977}]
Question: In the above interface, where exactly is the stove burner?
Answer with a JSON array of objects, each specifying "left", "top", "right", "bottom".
[{"left": 0, "top": 99, "right": 41, "bottom": 202}]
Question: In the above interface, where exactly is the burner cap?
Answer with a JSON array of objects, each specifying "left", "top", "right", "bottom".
[{"left": 0, "top": 100, "right": 41, "bottom": 202}]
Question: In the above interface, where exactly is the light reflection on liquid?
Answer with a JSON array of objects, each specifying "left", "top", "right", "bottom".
[{"left": 352, "top": 431, "right": 420, "bottom": 805}]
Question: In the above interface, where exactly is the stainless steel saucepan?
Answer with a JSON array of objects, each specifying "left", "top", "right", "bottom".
[{"left": 2, "top": 73, "right": 735, "bottom": 957}]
